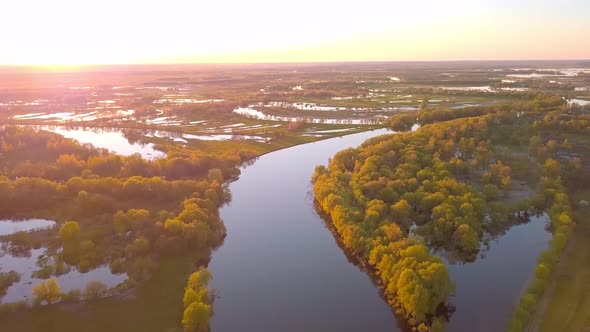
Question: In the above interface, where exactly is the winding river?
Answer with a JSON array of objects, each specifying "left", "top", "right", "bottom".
[{"left": 208, "top": 129, "right": 551, "bottom": 331}]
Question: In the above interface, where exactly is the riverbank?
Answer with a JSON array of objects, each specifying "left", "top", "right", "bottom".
[{"left": 527, "top": 190, "right": 590, "bottom": 332}]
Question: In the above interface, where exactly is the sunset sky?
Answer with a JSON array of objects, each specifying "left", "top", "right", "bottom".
[{"left": 1, "top": 0, "right": 589, "bottom": 65}]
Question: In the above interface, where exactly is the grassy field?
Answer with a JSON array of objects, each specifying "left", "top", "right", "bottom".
[
  {"left": 534, "top": 190, "right": 590, "bottom": 332},
  {"left": 0, "top": 254, "right": 204, "bottom": 332}
]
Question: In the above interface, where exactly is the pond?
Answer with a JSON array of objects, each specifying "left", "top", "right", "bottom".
[
  {"left": 208, "top": 129, "right": 552, "bottom": 331},
  {"left": 0, "top": 248, "right": 127, "bottom": 304},
  {"left": 233, "top": 107, "right": 383, "bottom": 125},
  {"left": 32, "top": 125, "right": 166, "bottom": 160},
  {"left": 0, "top": 219, "right": 55, "bottom": 236},
  {"left": 568, "top": 98, "right": 590, "bottom": 106}
]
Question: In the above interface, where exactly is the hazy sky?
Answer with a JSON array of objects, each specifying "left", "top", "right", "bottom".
[{"left": 1, "top": 0, "right": 589, "bottom": 65}]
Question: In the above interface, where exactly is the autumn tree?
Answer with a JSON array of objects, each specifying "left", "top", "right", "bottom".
[
  {"left": 59, "top": 221, "right": 80, "bottom": 243},
  {"left": 32, "top": 278, "right": 61, "bottom": 305},
  {"left": 182, "top": 267, "right": 213, "bottom": 332},
  {"left": 182, "top": 302, "right": 212, "bottom": 332}
]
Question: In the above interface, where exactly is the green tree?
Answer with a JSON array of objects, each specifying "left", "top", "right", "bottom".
[
  {"left": 454, "top": 224, "right": 479, "bottom": 253},
  {"left": 483, "top": 184, "right": 500, "bottom": 201},
  {"left": 390, "top": 199, "right": 412, "bottom": 227}
]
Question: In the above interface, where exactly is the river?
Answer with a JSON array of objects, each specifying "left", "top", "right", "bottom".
[
  {"left": 208, "top": 129, "right": 551, "bottom": 331},
  {"left": 208, "top": 129, "right": 396, "bottom": 332}
]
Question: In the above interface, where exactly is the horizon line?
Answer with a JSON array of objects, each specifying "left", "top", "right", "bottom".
[{"left": 1, "top": 58, "right": 589, "bottom": 68}]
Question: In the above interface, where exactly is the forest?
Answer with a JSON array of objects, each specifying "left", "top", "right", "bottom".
[
  {"left": 0, "top": 125, "right": 253, "bottom": 327},
  {"left": 313, "top": 95, "right": 589, "bottom": 331}
]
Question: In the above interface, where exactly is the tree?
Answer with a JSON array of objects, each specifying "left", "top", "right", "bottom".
[
  {"left": 79, "top": 240, "right": 98, "bottom": 271},
  {"left": 126, "top": 209, "right": 150, "bottom": 230},
  {"left": 528, "top": 135, "right": 542, "bottom": 157},
  {"left": 390, "top": 114, "right": 416, "bottom": 132},
  {"left": 113, "top": 210, "right": 128, "bottom": 235},
  {"left": 60, "top": 221, "right": 81, "bottom": 265},
  {"left": 126, "top": 237, "right": 150, "bottom": 258},
  {"left": 543, "top": 159, "right": 561, "bottom": 178},
  {"left": 187, "top": 268, "right": 212, "bottom": 291},
  {"left": 546, "top": 140, "right": 558, "bottom": 155},
  {"left": 501, "top": 175, "right": 512, "bottom": 194},
  {"left": 396, "top": 269, "right": 430, "bottom": 321},
  {"left": 454, "top": 224, "right": 479, "bottom": 253},
  {"left": 182, "top": 302, "right": 212, "bottom": 332},
  {"left": 182, "top": 267, "right": 213, "bottom": 332},
  {"left": 32, "top": 278, "right": 61, "bottom": 305},
  {"left": 483, "top": 184, "right": 500, "bottom": 201},
  {"left": 59, "top": 221, "right": 80, "bottom": 243},
  {"left": 207, "top": 168, "right": 223, "bottom": 183},
  {"left": 390, "top": 199, "right": 412, "bottom": 227}
]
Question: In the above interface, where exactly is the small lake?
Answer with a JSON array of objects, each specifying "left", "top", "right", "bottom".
[
  {"left": 208, "top": 130, "right": 552, "bottom": 331},
  {"left": 0, "top": 219, "right": 55, "bottom": 236},
  {"left": 32, "top": 125, "right": 166, "bottom": 160}
]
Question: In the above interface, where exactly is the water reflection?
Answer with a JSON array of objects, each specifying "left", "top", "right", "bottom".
[
  {"left": 0, "top": 247, "right": 127, "bottom": 304},
  {"left": 444, "top": 214, "right": 551, "bottom": 331},
  {"left": 31, "top": 125, "right": 166, "bottom": 160}
]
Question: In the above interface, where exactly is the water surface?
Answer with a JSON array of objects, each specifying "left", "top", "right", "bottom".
[
  {"left": 209, "top": 129, "right": 396, "bottom": 332},
  {"left": 445, "top": 214, "right": 551, "bottom": 331},
  {"left": 34, "top": 126, "right": 166, "bottom": 160},
  {"left": 0, "top": 248, "right": 127, "bottom": 303},
  {"left": 0, "top": 219, "right": 55, "bottom": 236}
]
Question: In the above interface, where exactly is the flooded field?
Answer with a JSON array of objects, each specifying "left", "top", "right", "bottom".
[
  {"left": 0, "top": 219, "right": 127, "bottom": 304},
  {"left": 0, "top": 248, "right": 127, "bottom": 304}
]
